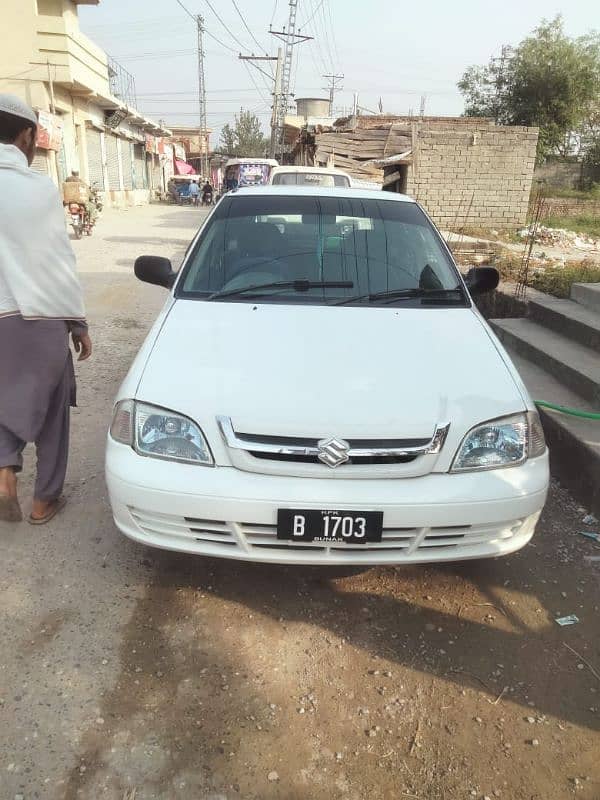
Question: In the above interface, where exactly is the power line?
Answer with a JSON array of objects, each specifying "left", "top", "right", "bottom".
[
  {"left": 324, "top": 0, "right": 341, "bottom": 70},
  {"left": 317, "top": 0, "right": 336, "bottom": 73},
  {"left": 241, "top": 60, "right": 271, "bottom": 107},
  {"left": 231, "top": 0, "right": 268, "bottom": 55},
  {"left": 299, "top": 0, "right": 325, "bottom": 28},
  {"left": 173, "top": 0, "right": 195, "bottom": 21},
  {"left": 203, "top": 0, "right": 253, "bottom": 54},
  {"left": 172, "top": 0, "right": 240, "bottom": 53},
  {"left": 203, "top": 28, "right": 240, "bottom": 53},
  {"left": 270, "top": 0, "right": 279, "bottom": 27}
]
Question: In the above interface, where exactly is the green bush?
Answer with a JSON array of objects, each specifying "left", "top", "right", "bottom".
[
  {"left": 529, "top": 263, "right": 600, "bottom": 297},
  {"left": 542, "top": 183, "right": 600, "bottom": 200},
  {"left": 541, "top": 214, "right": 600, "bottom": 237}
]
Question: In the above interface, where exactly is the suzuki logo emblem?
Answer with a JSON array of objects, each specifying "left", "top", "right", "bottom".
[{"left": 317, "top": 437, "right": 351, "bottom": 468}]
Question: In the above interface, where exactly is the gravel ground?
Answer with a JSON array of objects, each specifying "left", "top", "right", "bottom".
[{"left": 1, "top": 204, "right": 599, "bottom": 800}]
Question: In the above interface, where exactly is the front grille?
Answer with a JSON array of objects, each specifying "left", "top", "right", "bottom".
[
  {"left": 216, "top": 416, "right": 451, "bottom": 478},
  {"left": 130, "top": 508, "right": 523, "bottom": 560},
  {"left": 129, "top": 508, "right": 237, "bottom": 548},
  {"left": 248, "top": 451, "right": 418, "bottom": 465}
]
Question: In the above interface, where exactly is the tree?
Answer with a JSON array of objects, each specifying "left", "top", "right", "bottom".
[
  {"left": 218, "top": 110, "right": 268, "bottom": 157},
  {"left": 458, "top": 17, "right": 600, "bottom": 161}
]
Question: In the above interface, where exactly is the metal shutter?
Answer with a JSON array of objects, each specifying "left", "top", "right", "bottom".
[
  {"left": 121, "top": 139, "right": 133, "bottom": 190},
  {"left": 133, "top": 144, "right": 147, "bottom": 189},
  {"left": 31, "top": 150, "right": 49, "bottom": 175},
  {"left": 86, "top": 128, "right": 104, "bottom": 190},
  {"left": 106, "top": 134, "right": 120, "bottom": 190},
  {"left": 151, "top": 156, "right": 162, "bottom": 191}
]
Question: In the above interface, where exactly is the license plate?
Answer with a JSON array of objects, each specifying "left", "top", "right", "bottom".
[{"left": 277, "top": 509, "right": 383, "bottom": 544}]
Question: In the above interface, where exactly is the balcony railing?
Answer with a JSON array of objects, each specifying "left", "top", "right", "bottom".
[{"left": 107, "top": 56, "right": 137, "bottom": 109}]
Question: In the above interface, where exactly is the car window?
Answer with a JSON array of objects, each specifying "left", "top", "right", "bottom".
[
  {"left": 178, "top": 195, "right": 461, "bottom": 304},
  {"left": 272, "top": 172, "right": 347, "bottom": 188}
]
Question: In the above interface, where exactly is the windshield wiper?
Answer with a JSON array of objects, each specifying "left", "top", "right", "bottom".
[
  {"left": 207, "top": 280, "right": 353, "bottom": 300},
  {"left": 330, "top": 287, "right": 464, "bottom": 306}
]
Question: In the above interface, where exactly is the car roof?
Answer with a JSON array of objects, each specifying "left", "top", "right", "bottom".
[
  {"left": 224, "top": 157, "right": 279, "bottom": 167},
  {"left": 231, "top": 186, "right": 415, "bottom": 203}
]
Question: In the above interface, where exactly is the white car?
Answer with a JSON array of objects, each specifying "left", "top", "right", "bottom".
[
  {"left": 270, "top": 165, "right": 352, "bottom": 188},
  {"left": 106, "top": 187, "right": 549, "bottom": 565}
]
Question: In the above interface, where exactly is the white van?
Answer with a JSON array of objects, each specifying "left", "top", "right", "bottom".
[{"left": 270, "top": 165, "right": 352, "bottom": 188}]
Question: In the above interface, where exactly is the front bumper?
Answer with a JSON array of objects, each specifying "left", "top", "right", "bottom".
[{"left": 105, "top": 439, "right": 549, "bottom": 565}]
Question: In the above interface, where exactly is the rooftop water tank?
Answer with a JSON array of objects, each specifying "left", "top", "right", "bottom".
[{"left": 295, "top": 97, "right": 330, "bottom": 118}]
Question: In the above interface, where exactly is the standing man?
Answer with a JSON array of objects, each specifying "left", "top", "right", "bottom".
[
  {"left": 0, "top": 95, "right": 92, "bottom": 524},
  {"left": 189, "top": 179, "right": 200, "bottom": 206}
]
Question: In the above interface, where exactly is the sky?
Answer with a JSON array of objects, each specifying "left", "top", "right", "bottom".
[{"left": 79, "top": 0, "right": 598, "bottom": 148}]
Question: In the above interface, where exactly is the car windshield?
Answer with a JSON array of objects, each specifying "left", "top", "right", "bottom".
[
  {"left": 272, "top": 172, "right": 350, "bottom": 187},
  {"left": 178, "top": 194, "right": 464, "bottom": 305}
]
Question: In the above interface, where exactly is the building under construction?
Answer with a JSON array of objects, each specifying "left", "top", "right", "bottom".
[{"left": 285, "top": 113, "right": 539, "bottom": 229}]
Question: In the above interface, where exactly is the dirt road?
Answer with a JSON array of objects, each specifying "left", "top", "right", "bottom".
[{"left": 1, "top": 205, "right": 599, "bottom": 800}]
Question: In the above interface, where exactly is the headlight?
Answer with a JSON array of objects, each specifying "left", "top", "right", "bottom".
[
  {"left": 451, "top": 412, "right": 546, "bottom": 472},
  {"left": 109, "top": 400, "right": 214, "bottom": 466}
]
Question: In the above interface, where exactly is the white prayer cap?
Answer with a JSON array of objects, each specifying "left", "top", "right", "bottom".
[{"left": 0, "top": 94, "right": 38, "bottom": 126}]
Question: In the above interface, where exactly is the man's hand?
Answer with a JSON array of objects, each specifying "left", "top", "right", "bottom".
[{"left": 72, "top": 331, "right": 92, "bottom": 361}]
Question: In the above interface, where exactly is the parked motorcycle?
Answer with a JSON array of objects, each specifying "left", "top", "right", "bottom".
[{"left": 68, "top": 203, "right": 94, "bottom": 239}]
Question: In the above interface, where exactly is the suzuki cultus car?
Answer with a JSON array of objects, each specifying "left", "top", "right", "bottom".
[{"left": 106, "top": 187, "right": 549, "bottom": 565}]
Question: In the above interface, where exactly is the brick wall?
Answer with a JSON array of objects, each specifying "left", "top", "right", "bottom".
[
  {"left": 534, "top": 159, "right": 582, "bottom": 189},
  {"left": 540, "top": 197, "right": 600, "bottom": 219},
  {"left": 406, "top": 123, "right": 538, "bottom": 229}
]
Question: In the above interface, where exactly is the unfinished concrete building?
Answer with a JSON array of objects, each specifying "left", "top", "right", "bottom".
[{"left": 287, "top": 115, "right": 539, "bottom": 229}]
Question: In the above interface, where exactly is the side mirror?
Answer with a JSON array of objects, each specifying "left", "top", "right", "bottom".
[
  {"left": 134, "top": 256, "right": 176, "bottom": 289},
  {"left": 464, "top": 266, "right": 500, "bottom": 296}
]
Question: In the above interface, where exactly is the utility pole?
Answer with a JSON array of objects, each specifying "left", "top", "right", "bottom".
[
  {"left": 419, "top": 94, "right": 426, "bottom": 118},
  {"left": 323, "top": 73, "right": 344, "bottom": 116},
  {"left": 196, "top": 15, "right": 209, "bottom": 177},
  {"left": 46, "top": 59, "right": 60, "bottom": 182},
  {"left": 270, "top": 0, "right": 312, "bottom": 159},
  {"left": 271, "top": 48, "right": 283, "bottom": 157},
  {"left": 492, "top": 44, "right": 513, "bottom": 124},
  {"left": 238, "top": 52, "right": 280, "bottom": 158}
]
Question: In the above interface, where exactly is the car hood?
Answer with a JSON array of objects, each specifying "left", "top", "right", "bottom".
[{"left": 136, "top": 300, "right": 524, "bottom": 444}]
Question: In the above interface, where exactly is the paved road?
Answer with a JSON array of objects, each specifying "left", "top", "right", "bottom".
[{"left": 1, "top": 205, "right": 599, "bottom": 800}]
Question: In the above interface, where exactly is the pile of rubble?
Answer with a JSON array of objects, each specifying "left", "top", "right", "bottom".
[{"left": 518, "top": 225, "right": 600, "bottom": 252}]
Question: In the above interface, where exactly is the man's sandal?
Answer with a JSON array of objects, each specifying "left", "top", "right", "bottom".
[
  {"left": 28, "top": 496, "right": 67, "bottom": 526},
  {"left": 0, "top": 493, "right": 23, "bottom": 523}
]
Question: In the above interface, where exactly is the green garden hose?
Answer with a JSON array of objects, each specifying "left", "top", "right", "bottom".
[{"left": 535, "top": 400, "right": 600, "bottom": 420}]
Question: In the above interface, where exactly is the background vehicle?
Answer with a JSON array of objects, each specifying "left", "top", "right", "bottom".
[
  {"left": 91, "top": 181, "right": 104, "bottom": 212},
  {"left": 67, "top": 202, "right": 93, "bottom": 238},
  {"left": 270, "top": 165, "right": 352, "bottom": 188},
  {"left": 167, "top": 175, "right": 203, "bottom": 204},
  {"left": 107, "top": 187, "right": 548, "bottom": 566},
  {"left": 223, "top": 158, "right": 279, "bottom": 190}
]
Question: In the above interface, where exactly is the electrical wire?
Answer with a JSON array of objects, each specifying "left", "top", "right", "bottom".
[
  {"left": 303, "top": 0, "right": 330, "bottom": 75},
  {"left": 324, "top": 0, "right": 341, "bottom": 71},
  {"left": 231, "top": 0, "right": 268, "bottom": 55},
  {"left": 137, "top": 89, "right": 273, "bottom": 96},
  {"left": 270, "top": 0, "right": 279, "bottom": 27},
  {"left": 317, "top": 0, "right": 336, "bottom": 73},
  {"left": 299, "top": 0, "right": 326, "bottom": 28},
  {"left": 171, "top": 0, "right": 241, "bottom": 54},
  {"left": 203, "top": 0, "right": 254, "bottom": 54},
  {"left": 140, "top": 97, "right": 267, "bottom": 103},
  {"left": 173, "top": 0, "right": 196, "bottom": 21},
  {"left": 241, "top": 60, "right": 271, "bottom": 108}
]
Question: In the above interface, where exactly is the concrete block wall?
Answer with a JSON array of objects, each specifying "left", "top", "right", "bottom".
[{"left": 407, "top": 124, "right": 538, "bottom": 229}]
